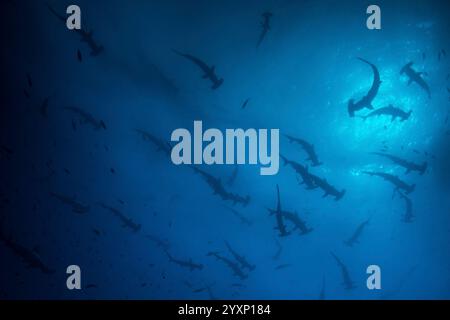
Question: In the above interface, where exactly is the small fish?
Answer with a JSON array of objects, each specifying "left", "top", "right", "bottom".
[
  {"left": 77, "top": 49, "right": 82, "bottom": 62},
  {"left": 257, "top": 12, "right": 273, "bottom": 48},
  {"left": 23, "top": 89, "right": 30, "bottom": 99},
  {"left": 241, "top": 98, "right": 250, "bottom": 109}
]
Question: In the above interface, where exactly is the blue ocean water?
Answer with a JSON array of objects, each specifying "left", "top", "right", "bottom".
[{"left": 1, "top": 0, "right": 450, "bottom": 299}]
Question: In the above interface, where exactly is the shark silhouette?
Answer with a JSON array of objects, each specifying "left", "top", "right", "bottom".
[
  {"left": 348, "top": 58, "right": 381, "bottom": 117},
  {"left": 400, "top": 62, "right": 431, "bottom": 98},
  {"left": 257, "top": 12, "right": 273, "bottom": 48},
  {"left": 360, "top": 105, "right": 412, "bottom": 122},
  {"left": 172, "top": 50, "right": 223, "bottom": 89}
]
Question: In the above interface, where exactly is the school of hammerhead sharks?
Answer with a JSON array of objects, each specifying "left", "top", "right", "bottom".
[{"left": 1, "top": 2, "right": 450, "bottom": 299}]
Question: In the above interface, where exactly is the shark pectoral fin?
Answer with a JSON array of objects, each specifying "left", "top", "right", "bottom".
[
  {"left": 408, "top": 79, "right": 413, "bottom": 85},
  {"left": 322, "top": 193, "right": 329, "bottom": 198},
  {"left": 405, "top": 169, "right": 411, "bottom": 174},
  {"left": 367, "top": 105, "right": 374, "bottom": 110},
  {"left": 391, "top": 116, "right": 396, "bottom": 122}
]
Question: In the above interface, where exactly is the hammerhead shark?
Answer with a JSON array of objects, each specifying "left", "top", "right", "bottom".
[
  {"left": 348, "top": 58, "right": 381, "bottom": 117},
  {"left": 360, "top": 104, "right": 412, "bottom": 122},
  {"left": 207, "top": 251, "right": 248, "bottom": 280},
  {"left": 192, "top": 167, "right": 250, "bottom": 206},
  {"left": 145, "top": 234, "right": 170, "bottom": 251},
  {"left": 400, "top": 62, "right": 431, "bottom": 98},
  {"left": 0, "top": 231, "right": 55, "bottom": 274},
  {"left": 280, "top": 210, "right": 313, "bottom": 235},
  {"left": 280, "top": 155, "right": 316, "bottom": 190},
  {"left": 164, "top": 250, "right": 203, "bottom": 271},
  {"left": 330, "top": 252, "right": 356, "bottom": 290},
  {"left": 268, "top": 185, "right": 290, "bottom": 237},
  {"left": 370, "top": 152, "right": 427, "bottom": 175},
  {"left": 309, "top": 173, "right": 346, "bottom": 201},
  {"left": 225, "top": 241, "right": 255, "bottom": 271},
  {"left": 363, "top": 171, "right": 416, "bottom": 194},
  {"left": 344, "top": 218, "right": 370, "bottom": 247},
  {"left": 64, "top": 107, "right": 106, "bottom": 130},
  {"left": 98, "top": 203, "right": 141, "bottom": 233},
  {"left": 192, "top": 167, "right": 224, "bottom": 194},
  {"left": 284, "top": 135, "right": 322, "bottom": 166},
  {"left": 225, "top": 191, "right": 251, "bottom": 207},
  {"left": 257, "top": 11, "right": 273, "bottom": 48},
  {"left": 49, "top": 192, "right": 90, "bottom": 214},
  {"left": 135, "top": 129, "right": 171, "bottom": 156},
  {"left": 172, "top": 50, "right": 223, "bottom": 89},
  {"left": 46, "top": 3, "right": 104, "bottom": 56}
]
